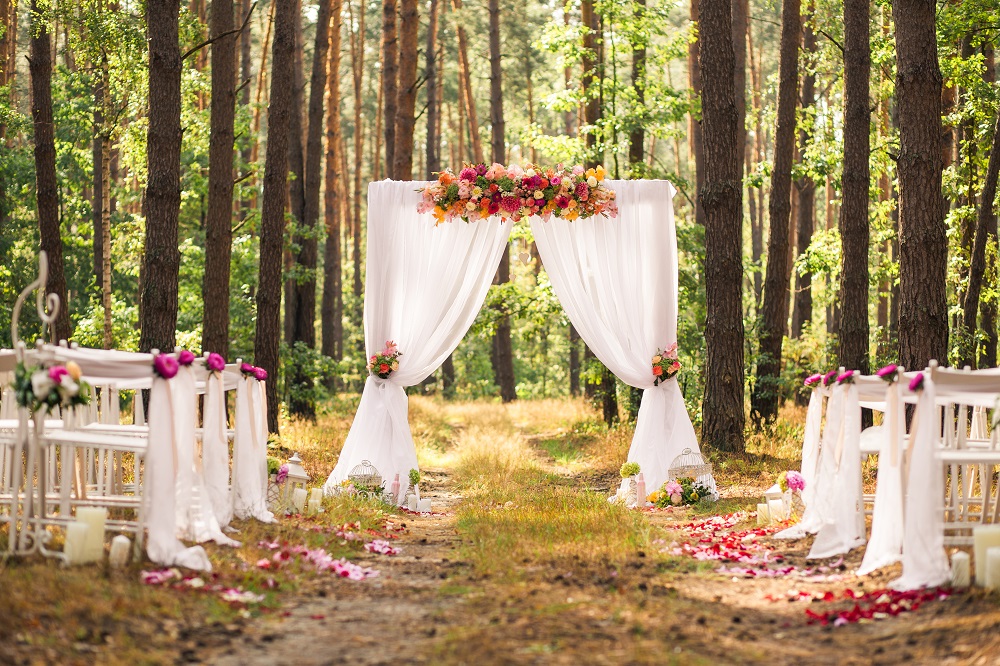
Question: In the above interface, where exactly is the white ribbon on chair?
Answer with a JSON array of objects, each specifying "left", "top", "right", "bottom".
[
  {"left": 891, "top": 374, "right": 950, "bottom": 590},
  {"left": 800, "top": 387, "right": 823, "bottom": 509},
  {"left": 202, "top": 370, "right": 233, "bottom": 528},
  {"left": 145, "top": 374, "right": 211, "bottom": 570},
  {"left": 233, "top": 376, "right": 274, "bottom": 522}
]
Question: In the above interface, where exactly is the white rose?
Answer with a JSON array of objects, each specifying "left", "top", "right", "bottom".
[
  {"left": 62, "top": 379, "right": 80, "bottom": 398},
  {"left": 534, "top": 190, "right": 543, "bottom": 199},
  {"left": 466, "top": 202, "right": 476, "bottom": 210},
  {"left": 587, "top": 176, "right": 598, "bottom": 187},
  {"left": 31, "top": 372, "right": 54, "bottom": 399},
  {"left": 526, "top": 168, "right": 536, "bottom": 178}
]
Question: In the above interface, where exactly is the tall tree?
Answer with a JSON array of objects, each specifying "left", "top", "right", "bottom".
[
  {"left": 837, "top": 0, "right": 870, "bottom": 374},
  {"left": 452, "top": 0, "right": 482, "bottom": 163},
  {"left": 203, "top": 0, "right": 239, "bottom": 357},
  {"left": 980, "top": 45, "right": 997, "bottom": 368},
  {"left": 380, "top": 0, "right": 398, "bottom": 177},
  {"left": 392, "top": 0, "right": 418, "bottom": 179},
  {"left": 961, "top": 112, "right": 1000, "bottom": 369},
  {"left": 92, "top": 54, "right": 113, "bottom": 349},
  {"left": 699, "top": 0, "right": 744, "bottom": 452},
  {"left": 731, "top": 0, "right": 747, "bottom": 173},
  {"left": 791, "top": 7, "right": 816, "bottom": 338},
  {"left": 424, "top": 0, "right": 440, "bottom": 177},
  {"left": 488, "top": 0, "right": 515, "bottom": 403},
  {"left": 284, "top": 0, "right": 307, "bottom": 343},
  {"left": 751, "top": 0, "right": 800, "bottom": 425},
  {"left": 139, "top": 0, "right": 182, "bottom": 355},
  {"left": 628, "top": 0, "right": 646, "bottom": 167},
  {"left": 893, "top": 0, "right": 947, "bottom": 372},
  {"left": 688, "top": 0, "right": 705, "bottom": 226},
  {"left": 321, "top": 0, "right": 345, "bottom": 362},
  {"left": 348, "top": 0, "right": 364, "bottom": 303},
  {"left": 256, "top": 0, "right": 296, "bottom": 433}
]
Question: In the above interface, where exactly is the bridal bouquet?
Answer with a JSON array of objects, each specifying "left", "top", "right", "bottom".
[
  {"left": 418, "top": 163, "right": 617, "bottom": 224},
  {"left": 14, "top": 361, "right": 91, "bottom": 415},
  {"left": 367, "top": 340, "right": 401, "bottom": 379},
  {"left": 652, "top": 343, "right": 681, "bottom": 385}
]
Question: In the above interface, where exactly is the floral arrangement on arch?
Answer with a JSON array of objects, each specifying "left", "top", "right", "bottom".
[
  {"left": 418, "top": 163, "right": 617, "bottom": 224},
  {"left": 14, "top": 361, "right": 91, "bottom": 415},
  {"left": 368, "top": 341, "right": 401, "bottom": 379},
  {"left": 652, "top": 343, "right": 681, "bottom": 385}
]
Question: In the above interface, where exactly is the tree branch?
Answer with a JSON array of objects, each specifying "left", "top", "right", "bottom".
[
  {"left": 182, "top": 1, "right": 258, "bottom": 62},
  {"left": 817, "top": 30, "right": 844, "bottom": 54}
]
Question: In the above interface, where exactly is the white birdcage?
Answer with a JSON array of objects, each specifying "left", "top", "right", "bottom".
[
  {"left": 348, "top": 460, "right": 384, "bottom": 496},
  {"left": 667, "top": 448, "right": 717, "bottom": 499}
]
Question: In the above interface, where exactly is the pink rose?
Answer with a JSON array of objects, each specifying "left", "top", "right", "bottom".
[
  {"left": 48, "top": 366, "right": 69, "bottom": 383},
  {"left": 909, "top": 373, "right": 924, "bottom": 392},
  {"left": 154, "top": 354, "right": 179, "bottom": 380},
  {"left": 206, "top": 352, "right": 226, "bottom": 372},
  {"left": 804, "top": 373, "right": 823, "bottom": 386},
  {"left": 177, "top": 349, "right": 196, "bottom": 366},
  {"left": 241, "top": 362, "right": 255, "bottom": 375},
  {"left": 254, "top": 367, "right": 268, "bottom": 381}
]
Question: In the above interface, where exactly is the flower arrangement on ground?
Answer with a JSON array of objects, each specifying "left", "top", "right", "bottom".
[
  {"left": 778, "top": 470, "right": 805, "bottom": 493},
  {"left": 649, "top": 477, "right": 712, "bottom": 507},
  {"left": 652, "top": 343, "right": 681, "bottom": 385},
  {"left": 14, "top": 361, "right": 91, "bottom": 415},
  {"left": 367, "top": 341, "right": 401, "bottom": 379},
  {"left": 418, "top": 163, "right": 617, "bottom": 224},
  {"left": 620, "top": 462, "right": 640, "bottom": 478}
]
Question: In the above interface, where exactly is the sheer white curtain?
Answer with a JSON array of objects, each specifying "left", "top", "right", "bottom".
[
  {"left": 530, "top": 180, "right": 702, "bottom": 492},
  {"left": 233, "top": 376, "right": 274, "bottom": 522},
  {"left": 324, "top": 180, "right": 513, "bottom": 498}
]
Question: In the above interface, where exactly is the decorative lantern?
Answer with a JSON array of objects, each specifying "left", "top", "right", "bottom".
[
  {"left": 348, "top": 460, "right": 383, "bottom": 498},
  {"left": 281, "top": 452, "right": 309, "bottom": 510},
  {"left": 667, "top": 448, "right": 717, "bottom": 500}
]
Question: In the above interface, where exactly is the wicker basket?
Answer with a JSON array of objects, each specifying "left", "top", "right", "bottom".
[{"left": 667, "top": 448, "right": 717, "bottom": 498}]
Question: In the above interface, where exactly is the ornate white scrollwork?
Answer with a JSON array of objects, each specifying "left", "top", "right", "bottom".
[{"left": 11, "top": 251, "right": 60, "bottom": 352}]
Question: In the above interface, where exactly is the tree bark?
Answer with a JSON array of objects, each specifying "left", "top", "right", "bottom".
[
  {"left": 0, "top": 0, "right": 14, "bottom": 142},
  {"left": 321, "top": 0, "right": 344, "bottom": 362},
  {"left": 569, "top": 324, "right": 580, "bottom": 396},
  {"left": 961, "top": 112, "right": 1000, "bottom": 369},
  {"left": 732, "top": 0, "right": 747, "bottom": 176},
  {"left": 392, "top": 0, "right": 417, "bottom": 179},
  {"left": 138, "top": 0, "right": 182, "bottom": 355},
  {"left": 751, "top": 0, "right": 800, "bottom": 425},
  {"left": 582, "top": 0, "right": 600, "bottom": 161},
  {"left": 380, "top": 0, "right": 398, "bottom": 178},
  {"left": 348, "top": 0, "right": 364, "bottom": 307},
  {"left": 981, "top": 45, "right": 997, "bottom": 369},
  {"left": 688, "top": 0, "right": 705, "bottom": 226},
  {"left": 628, "top": 0, "right": 645, "bottom": 167},
  {"left": 453, "top": 0, "right": 481, "bottom": 163},
  {"left": 424, "top": 0, "right": 439, "bottom": 178},
  {"left": 893, "top": 0, "right": 948, "bottom": 373},
  {"left": 256, "top": 0, "right": 296, "bottom": 433},
  {"left": 747, "top": 18, "right": 764, "bottom": 306},
  {"left": 699, "top": 0, "right": 744, "bottom": 452},
  {"left": 284, "top": 0, "right": 306, "bottom": 344},
  {"left": 837, "top": 0, "right": 870, "bottom": 376},
  {"left": 791, "top": 9, "right": 816, "bottom": 338},
  {"left": 203, "top": 0, "right": 238, "bottom": 357}
]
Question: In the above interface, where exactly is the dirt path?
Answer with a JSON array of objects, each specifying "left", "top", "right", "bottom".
[{"left": 196, "top": 469, "right": 464, "bottom": 666}]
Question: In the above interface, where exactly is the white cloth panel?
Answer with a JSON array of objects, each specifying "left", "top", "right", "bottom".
[
  {"left": 891, "top": 375, "right": 950, "bottom": 590},
  {"left": 233, "top": 376, "right": 274, "bottom": 522},
  {"left": 530, "top": 180, "right": 701, "bottom": 492},
  {"left": 202, "top": 371, "right": 234, "bottom": 528},
  {"left": 325, "top": 180, "right": 514, "bottom": 497},
  {"left": 859, "top": 379, "right": 906, "bottom": 575},
  {"left": 808, "top": 382, "right": 866, "bottom": 558},
  {"left": 145, "top": 375, "right": 211, "bottom": 570}
]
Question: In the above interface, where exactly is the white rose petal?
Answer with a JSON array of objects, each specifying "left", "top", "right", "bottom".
[{"left": 587, "top": 176, "right": 598, "bottom": 187}]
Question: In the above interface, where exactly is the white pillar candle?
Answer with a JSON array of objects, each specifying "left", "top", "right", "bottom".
[
  {"left": 64, "top": 522, "right": 89, "bottom": 565},
  {"left": 418, "top": 498, "right": 431, "bottom": 513},
  {"left": 310, "top": 488, "right": 323, "bottom": 503},
  {"left": 951, "top": 551, "right": 971, "bottom": 588},
  {"left": 973, "top": 525, "right": 1000, "bottom": 584},
  {"left": 292, "top": 488, "right": 308, "bottom": 513},
  {"left": 756, "top": 503, "right": 770, "bottom": 526},
  {"left": 986, "top": 547, "right": 1000, "bottom": 590},
  {"left": 407, "top": 495, "right": 419, "bottom": 512},
  {"left": 767, "top": 499, "right": 785, "bottom": 523},
  {"left": 307, "top": 498, "right": 321, "bottom": 515},
  {"left": 76, "top": 507, "right": 107, "bottom": 562},
  {"left": 108, "top": 535, "right": 131, "bottom": 568}
]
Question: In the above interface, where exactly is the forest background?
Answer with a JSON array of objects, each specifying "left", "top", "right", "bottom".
[{"left": 0, "top": 0, "right": 997, "bottom": 454}]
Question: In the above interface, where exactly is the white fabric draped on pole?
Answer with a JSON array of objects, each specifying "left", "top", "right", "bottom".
[
  {"left": 324, "top": 180, "right": 513, "bottom": 498},
  {"left": 233, "top": 376, "right": 274, "bottom": 522},
  {"left": 530, "top": 180, "right": 702, "bottom": 492}
]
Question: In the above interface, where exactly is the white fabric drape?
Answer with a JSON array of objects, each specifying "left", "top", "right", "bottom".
[
  {"left": 808, "top": 382, "right": 866, "bottom": 559},
  {"left": 800, "top": 388, "right": 823, "bottom": 507},
  {"left": 530, "top": 180, "right": 702, "bottom": 492},
  {"left": 201, "top": 370, "right": 233, "bottom": 528},
  {"left": 858, "top": 379, "right": 906, "bottom": 575},
  {"left": 145, "top": 375, "right": 211, "bottom": 570},
  {"left": 233, "top": 376, "right": 274, "bottom": 522},
  {"left": 891, "top": 375, "right": 950, "bottom": 590},
  {"left": 324, "top": 180, "right": 513, "bottom": 498}
]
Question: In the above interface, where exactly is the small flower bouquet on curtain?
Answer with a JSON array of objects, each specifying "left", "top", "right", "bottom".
[
  {"left": 367, "top": 341, "right": 401, "bottom": 379},
  {"left": 652, "top": 343, "right": 681, "bottom": 386}
]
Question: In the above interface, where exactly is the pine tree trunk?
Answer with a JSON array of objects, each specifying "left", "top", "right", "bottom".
[
  {"left": 838, "top": 0, "right": 870, "bottom": 376},
  {"left": 424, "top": 0, "right": 439, "bottom": 178},
  {"left": 321, "top": 0, "right": 344, "bottom": 362},
  {"left": 791, "top": 11, "right": 816, "bottom": 338},
  {"left": 894, "top": 0, "right": 948, "bottom": 372},
  {"left": 349, "top": 0, "right": 364, "bottom": 309},
  {"left": 0, "top": 0, "right": 13, "bottom": 142},
  {"left": 699, "top": 0, "right": 745, "bottom": 453},
  {"left": 569, "top": 324, "right": 580, "bottom": 396},
  {"left": 628, "top": 0, "right": 645, "bottom": 167},
  {"left": 582, "top": 0, "right": 600, "bottom": 160},
  {"left": 239, "top": 0, "right": 253, "bottom": 187},
  {"left": 256, "top": 0, "right": 296, "bottom": 434},
  {"left": 285, "top": 0, "right": 306, "bottom": 344},
  {"left": 203, "top": 0, "right": 237, "bottom": 357},
  {"left": 138, "top": 0, "right": 182, "bottom": 355},
  {"left": 747, "top": 19, "right": 764, "bottom": 306},
  {"left": 981, "top": 45, "right": 997, "bottom": 369},
  {"left": 751, "top": 0, "right": 800, "bottom": 425},
  {"left": 392, "top": 0, "right": 417, "bottom": 179},
  {"left": 732, "top": 0, "right": 747, "bottom": 175},
  {"left": 380, "top": 0, "right": 398, "bottom": 178},
  {"left": 688, "top": 0, "right": 705, "bottom": 226},
  {"left": 961, "top": 112, "right": 1000, "bottom": 369},
  {"left": 453, "top": 0, "right": 482, "bottom": 163},
  {"left": 92, "top": 75, "right": 105, "bottom": 289},
  {"left": 101, "top": 131, "right": 112, "bottom": 349}
]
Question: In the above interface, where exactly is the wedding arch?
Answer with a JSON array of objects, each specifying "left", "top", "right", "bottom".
[{"left": 323, "top": 172, "right": 703, "bottom": 498}]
